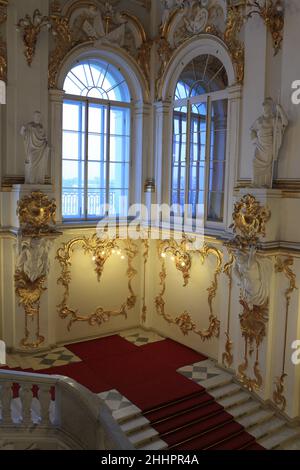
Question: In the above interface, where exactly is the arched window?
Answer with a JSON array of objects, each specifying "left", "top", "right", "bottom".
[
  {"left": 62, "top": 59, "right": 131, "bottom": 220},
  {"left": 171, "top": 54, "right": 229, "bottom": 222}
]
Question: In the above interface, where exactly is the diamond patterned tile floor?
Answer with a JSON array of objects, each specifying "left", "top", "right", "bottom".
[
  {"left": 119, "top": 329, "right": 165, "bottom": 347},
  {"left": 98, "top": 389, "right": 133, "bottom": 412},
  {"left": 177, "top": 359, "right": 223, "bottom": 382},
  {"left": 6, "top": 347, "right": 82, "bottom": 371}
]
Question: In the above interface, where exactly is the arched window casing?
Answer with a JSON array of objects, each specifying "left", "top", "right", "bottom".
[
  {"left": 62, "top": 59, "right": 131, "bottom": 220},
  {"left": 156, "top": 36, "right": 241, "bottom": 231}
]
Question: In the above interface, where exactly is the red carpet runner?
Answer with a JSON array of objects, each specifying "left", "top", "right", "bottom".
[{"left": 1, "top": 335, "right": 264, "bottom": 451}]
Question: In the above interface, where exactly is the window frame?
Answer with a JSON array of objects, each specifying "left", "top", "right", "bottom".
[
  {"left": 171, "top": 86, "right": 229, "bottom": 226},
  {"left": 62, "top": 82, "right": 133, "bottom": 222}
]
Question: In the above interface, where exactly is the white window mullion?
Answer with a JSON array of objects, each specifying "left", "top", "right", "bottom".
[
  {"left": 184, "top": 100, "right": 191, "bottom": 215},
  {"left": 204, "top": 96, "right": 211, "bottom": 223},
  {"left": 106, "top": 104, "right": 111, "bottom": 215},
  {"left": 84, "top": 99, "right": 89, "bottom": 219}
]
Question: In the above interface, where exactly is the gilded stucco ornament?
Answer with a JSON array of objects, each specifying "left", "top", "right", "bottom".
[
  {"left": 273, "top": 257, "right": 298, "bottom": 411},
  {"left": 245, "top": 0, "right": 285, "bottom": 56},
  {"left": 222, "top": 251, "right": 235, "bottom": 368},
  {"left": 228, "top": 194, "right": 272, "bottom": 392},
  {"left": 15, "top": 191, "right": 59, "bottom": 349},
  {"left": 15, "top": 238, "right": 53, "bottom": 350},
  {"left": 141, "top": 238, "right": 150, "bottom": 324},
  {"left": 155, "top": 239, "right": 222, "bottom": 341},
  {"left": 17, "top": 191, "right": 57, "bottom": 236},
  {"left": 156, "top": 0, "right": 245, "bottom": 98},
  {"left": 16, "top": 9, "right": 53, "bottom": 67},
  {"left": 0, "top": 0, "right": 8, "bottom": 83},
  {"left": 48, "top": 1, "right": 150, "bottom": 89},
  {"left": 56, "top": 236, "right": 138, "bottom": 331},
  {"left": 230, "top": 194, "right": 271, "bottom": 248}
]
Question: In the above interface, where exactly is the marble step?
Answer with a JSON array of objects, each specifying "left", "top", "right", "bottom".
[
  {"left": 129, "top": 427, "right": 159, "bottom": 446},
  {"left": 141, "top": 438, "right": 168, "bottom": 451},
  {"left": 121, "top": 415, "right": 150, "bottom": 434},
  {"left": 209, "top": 383, "right": 241, "bottom": 400},
  {"left": 113, "top": 404, "right": 142, "bottom": 423},
  {"left": 218, "top": 391, "right": 251, "bottom": 409},
  {"left": 238, "top": 408, "right": 275, "bottom": 429},
  {"left": 198, "top": 373, "right": 232, "bottom": 391},
  {"left": 259, "top": 426, "right": 300, "bottom": 450},
  {"left": 230, "top": 400, "right": 261, "bottom": 419},
  {"left": 248, "top": 416, "right": 286, "bottom": 440},
  {"left": 279, "top": 435, "right": 300, "bottom": 450}
]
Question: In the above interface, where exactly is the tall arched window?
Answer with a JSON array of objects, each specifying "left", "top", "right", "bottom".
[
  {"left": 171, "top": 54, "right": 229, "bottom": 222},
  {"left": 62, "top": 59, "right": 131, "bottom": 220}
]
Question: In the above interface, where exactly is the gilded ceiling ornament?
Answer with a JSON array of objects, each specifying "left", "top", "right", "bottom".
[
  {"left": 17, "top": 191, "right": 57, "bottom": 236},
  {"left": 56, "top": 236, "right": 138, "bottom": 331},
  {"left": 16, "top": 9, "right": 53, "bottom": 67},
  {"left": 273, "top": 256, "right": 298, "bottom": 411},
  {"left": 230, "top": 194, "right": 271, "bottom": 247},
  {"left": 155, "top": 240, "right": 222, "bottom": 341}
]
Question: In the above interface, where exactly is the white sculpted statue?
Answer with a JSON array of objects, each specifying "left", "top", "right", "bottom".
[
  {"left": 234, "top": 247, "right": 270, "bottom": 309},
  {"left": 17, "top": 238, "right": 52, "bottom": 283},
  {"left": 20, "top": 111, "right": 50, "bottom": 185},
  {"left": 251, "top": 98, "right": 288, "bottom": 188}
]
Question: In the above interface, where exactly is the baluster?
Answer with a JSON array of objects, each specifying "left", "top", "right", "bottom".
[
  {"left": 1, "top": 382, "right": 12, "bottom": 424},
  {"left": 39, "top": 385, "right": 51, "bottom": 426},
  {"left": 20, "top": 383, "right": 33, "bottom": 426}
]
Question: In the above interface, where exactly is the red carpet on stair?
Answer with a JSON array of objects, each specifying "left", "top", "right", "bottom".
[{"left": 1, "top": 334, "right": 265, "bottom": 451}]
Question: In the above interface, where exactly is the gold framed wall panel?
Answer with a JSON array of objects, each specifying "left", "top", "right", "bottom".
[{"left": 56, "top": 235, "right": 138, "bottom": 331}]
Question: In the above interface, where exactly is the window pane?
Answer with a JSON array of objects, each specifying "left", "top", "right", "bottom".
[
  {"left": 63, "top": 131, "right": 85, "bottom": 160},
  {"left": 64, "top": 60, "right": 131, "bottom": 103},
  {"left": 110, "top": 162, "right": 129, "bottom": 189},
  {"left": 88, "top": 162, "right": 106, "bottom": 189},
  {"left": 62, "top": 188, "right": 84, "bottom": 219},
  {"left": 63, "top": 101, "right": 85, "bottom": 131},
  {"left": 88, "top": 104, "right": 107, "bottom": 134},
  {"left": 172, "top": 107, "right": 187, "bottom": 206},
  {"left": 87, "top": 189, "right": 106, "bottom": 218},
  {"left": 207, "top": 192, "right": 224, "bottom": 222},
  {"left": 110, "top": 136, "right": 130, "bottom": 163},
  {"left": 109, "top": 189, "right": 129, "bottom": 216},
  {"left": 209, "top": 162, "right": 225, "bottom": 192},
  {"left": 88, "top": 133, "right": 107, "bottom": 161},
  {"left": 110, "top": 107, "right": 130, "bottom": 136},
  {"left": 62, "top": 160, "right": 84, "bottom": 188}
]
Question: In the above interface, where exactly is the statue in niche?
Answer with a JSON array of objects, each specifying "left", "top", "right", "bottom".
[
  {"left": 251, "top": 98, "right": 288, "bottom": 188},
  {"left": 234, "top": 246, "right": 270, "bottom": 309},
  {"left": 20, "top": 111, "right": 50, "bottom": 185}
]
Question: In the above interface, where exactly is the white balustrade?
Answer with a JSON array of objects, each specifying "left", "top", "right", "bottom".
[{"left": 0, "top": 370, "right": 132, "bottom": 450}]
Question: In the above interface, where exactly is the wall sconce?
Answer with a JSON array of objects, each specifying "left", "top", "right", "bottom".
[
  {"left": 16, "top": 9, "right": 53, "bottom": 66},
  {"left": 245, "top": 0, "right": 285, "bottom": 55}
]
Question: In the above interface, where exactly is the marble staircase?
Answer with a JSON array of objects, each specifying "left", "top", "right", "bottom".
[{"left": 107, "top": 360, "right": 300, "bottom": 451}]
